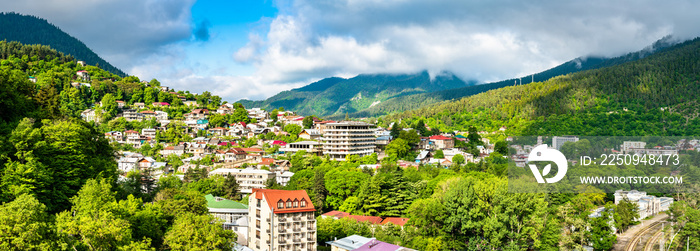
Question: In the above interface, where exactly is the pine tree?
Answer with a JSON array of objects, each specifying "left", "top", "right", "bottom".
[
  {"left": 223, "top": 175, "right": 240, "bottom": 200},
  {"left": 312, "top": 169, "right": 327, "bottom": 212}
]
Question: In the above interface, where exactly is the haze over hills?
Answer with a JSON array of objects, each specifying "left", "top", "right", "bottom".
[
  {"left": 386, "top": 36, "right": 700, "bottom": 136},
  {"left": 0, "top": 12, "right": 126, "bottom": 77},
  {"left": 241, "top": 36, "right": 678, "bottom": 119},
  {"left": 238, "top": 70, "right": 475, "bottom": 117}
]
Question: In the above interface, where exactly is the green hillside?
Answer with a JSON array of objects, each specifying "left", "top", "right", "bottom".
[
  {"left": 0, "top": 12, "right": 126, "bottom": 77},
  {"left": 346, "top": 36, "right": 678, "bottom": 119},
  {"left": 239, "top": 70, "right": 472, "bottom": 117},
  {"left": 385, "top": 37, "right": 700, "bottom": 136}
]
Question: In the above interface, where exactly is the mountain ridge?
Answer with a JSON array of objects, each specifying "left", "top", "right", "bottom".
[{"left": 0, "top": 12, "right": 126, "bottom": 77}]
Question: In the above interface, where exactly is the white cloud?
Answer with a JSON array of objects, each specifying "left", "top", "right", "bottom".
[
  {"left": 0, "top": 0, "right": 196, "bottom": 70},
  {"left": 234, "top": 0, "right": 699, "bottom": 92}
]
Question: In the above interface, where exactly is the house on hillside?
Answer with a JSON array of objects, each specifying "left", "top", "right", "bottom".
[{"left": 81, "top": 109, "right": 96, "bottom": 122}]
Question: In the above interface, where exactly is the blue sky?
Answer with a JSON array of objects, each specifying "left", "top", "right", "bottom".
[{"left": 3, "top": 0, "right": 700, "bottom": 102}]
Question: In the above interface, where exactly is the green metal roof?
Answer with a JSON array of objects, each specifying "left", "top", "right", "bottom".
[{"left": 205, "top": 194, "right": 249, "bottom": 209}]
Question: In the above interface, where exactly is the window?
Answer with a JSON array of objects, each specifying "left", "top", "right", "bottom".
[
  {"left": 286, "top": 199, "right": 292, "bottom": 208},
  {"left": 293, "top": 199, "right": 299, "bottom": 208},
  {"left": 277, "top": 199, "right": 284, "bottom": 209},
  {"left": 300, "top": 199, "right": 306, "bottom": 207}
]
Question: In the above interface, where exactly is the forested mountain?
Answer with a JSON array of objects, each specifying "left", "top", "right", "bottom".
[
  {"left": 342, "top": 36, "right": 679, "bottom": 119},
  {"left": 385, "top": 37, "right": 700, "bottom": 136},
  {"left": 238, "top": 71, "right": 474, "bottom": 117},
  {"left": 0, "top": 12, "right": 126, "bottom": 76}
]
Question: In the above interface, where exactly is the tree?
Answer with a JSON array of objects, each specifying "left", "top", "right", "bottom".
[
  {"left": 270, "top": 109, "right": 279, "bottom": 123},
  {"left": 222, "top": 175, "right": 241, "bottom": 200},
  {"left": 302, "top": 116, "right": 315, "bottom": 129},
  {"left": 390, "top": 123, "right": 402, "bottom": 139},
  {"left": 312, "top": 169, "right": 328, "bottom": 212},
  {"left": 398, "top": 129, "right": 420, "bottom": 145},
  {"left": 452, "top": 154, "right": 465, "bottom": 165},
  {"left": 589, "top": 205, "right": 616, "bottom": 251},
  {"left": 231, "top": 106, "right": 249, "bottom": 123},
  {"left": 494, "top": 140, "right": 508, "bottom": 155},
  {"left": 613, "top": 198, "right": 639, "bottom": 233},
  {"left": 467, "top": 126, "right": 482, "bottom": 145},
  {"left": 55, "top": 179, "right": 148, "bottom": 251},
  {"left": 415, "top": 120, "right": 429, "bottom": 136},
  {"left": 385, "top": 138, "right": 410, "bottom": 159},
  {"left": 0, "top": 194, "right": 56, "bottom": 250},
  {"left": 163, "top": 213, "right": 235, "bottom": 251},
  {"left": 284, "top": 124, "right": 302, "bottom": 136},
  {"left": 434, "top": 150, "right": 445, "bottom": 159},
  {"left": 2, "top": 118, "right": 118, "bottom": 213},
  {"left": 143, "top": 87, "right": 157, "bottom": 105}
]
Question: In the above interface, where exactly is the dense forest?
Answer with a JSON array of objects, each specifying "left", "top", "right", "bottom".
[
  {"left": 0, "top": 41, "right": 239, "bottom": 250},
  {"left": 0, "top": 12, "right": 126, "bottom": 76},
  {"left": 383, "top": 37, "right": 700, "bottom": 136}
]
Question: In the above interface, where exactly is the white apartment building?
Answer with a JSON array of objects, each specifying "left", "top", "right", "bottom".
[
  {"left": 205, "top": 194, "right": 250, "bottom": 245},
  {"left": 209, "top": 168, "right": 276, "bottom": 194},
  {"left": 322, "top": 122, "right": 376, "bottom": 160},
  {"left": 248, "top": 189, "right": 316, "bottom": 251},
  {"left": 614, "top": 190, "right": 674, "bottom": 220},
  {"left": 552, "top": 136, "right": 579, "bottom": 150},
  {"left": 622, "top": 141, "right": 647, "bottom": 153}
]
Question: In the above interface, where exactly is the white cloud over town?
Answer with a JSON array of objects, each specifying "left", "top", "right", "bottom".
[{"left": 2, "top": 0, "right": 700, "bottom": 102}]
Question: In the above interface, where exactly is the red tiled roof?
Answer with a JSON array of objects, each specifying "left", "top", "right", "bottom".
[
  {"left": 140, "top": 110, "right": 156, "bottom": 114},
  {"left": 241, "top": 148, "right": 263, "bottom": 152},
  {"left": 252, "top": 189, "right": 315, "bottom": 214},
  {"left": 272, "top": 140, "right": 287, "bottom": 146},
  {"left": 429, "top": 135, "right": 452, "bottom": 140},
  {"left": 347, "top": 215, "right": 383, "bottom": 224},
  {"left": 322, "top": 211, "right": 351, "bottom": 218},
  {"left": 125, "top": 130, "right": 139, "bottom": 134},
  {"left": 380, "top": 217, "right": 409, "bottom": 226},
  {"left": 227, "top": 148, "right": 246, "bottom": 154},
  {"left": 259, "top": 158, "right": 274, "bottom": 166}
]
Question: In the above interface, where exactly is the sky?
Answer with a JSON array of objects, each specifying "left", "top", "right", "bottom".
[{"left": 2, "top": 0, "right": 700, "bottom": 102}]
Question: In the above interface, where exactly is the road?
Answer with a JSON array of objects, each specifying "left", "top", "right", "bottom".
[{"left": 613, "top": 213, "right": 669, "bottom": 251}]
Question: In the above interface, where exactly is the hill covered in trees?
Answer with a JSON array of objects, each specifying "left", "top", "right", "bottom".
[
  {"left": 384, "top": 37, "right": 700, "bottom": 136},
  {"left": 0, "top": 12, "right": 126, "bottom": 76},
  {"left": 238, "top": 70, "right": 474, "bottom": 117},
  {"left": 342, "top": 36, "right": 679, "bottom": 119}
]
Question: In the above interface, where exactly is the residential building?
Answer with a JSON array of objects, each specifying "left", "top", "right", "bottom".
[
  {"left": 155, "top": 110, "right": 168, "bottom": 121},
  {"left": 428, "top": 135, "right": 454, "bottom": 149},
  {"left": 140, "top": 110, "right": 156, "bottom": 120},
  {"left": 209, "top": 168, "right": 276, "bottom": 194},
  {"left": 279, "top": 141, "right": 323, "bottom": 155},
  {"left": 184, "top": 100, "right": 198, "bottom": 107},
  {"left": 248, "top": 189, "right": 316, "bottom": 251},
  {"left": 614, "top": 190, "right": 674, "bottom": 220},
  {"left": 161, "top": 145, "right": 185, "bottom": 156},
  {"left": 116, "top": 100, "right": 125, "bottom": 108},
  {"left": 205, "top": 194, "right": 250, "bottom": 245},
  {"left": 76, "top": 70, "right": 90, "bottom": 81},
  {"left": 322, "top": 122, "right": 376, "bottom": 160},
  {"left": 133, "top": 102, "right": 146, "bottom": 109},
  {"left": 622, "top": 141, "right": 646, "bottom": 153},
  {"left": 354, "top": 239, "right": 414, "bottom": 251},
  {"left": 275, "top": 171, "right": 294, "bottom": 187},
  {"left": 326, "top": 235, "right": 373, "bottom": 251},
  {"left": 122, "top": 109, "right": 139, "bottom": 121},
  {"left": 81, "top": 109, "right": 96, "bottom": 122},
  {"left": 298, "top": 129, "right": 322, "bottom": 140},
  {"left": 552, "top": 136, "right": 579, "bottom": 150},
  {"left": 142, "top": 128, "right": 157, "bottom": 139}
]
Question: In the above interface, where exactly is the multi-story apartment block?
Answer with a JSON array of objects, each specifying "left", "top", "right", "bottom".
[
  {"left": 614, "top": 190, "right": 674, "bottom": 220},
  {"left": 552, "top": 136, "right": 579, "bottom": 150},
  {"left": 248, "top": 189, "right": 316, "bottom": 251},
  {"left": 322, "top": 122, "right": 376, "bottom": 160},
  {"left": 209, "top": 168, "right": 276, "bottom": 194}
]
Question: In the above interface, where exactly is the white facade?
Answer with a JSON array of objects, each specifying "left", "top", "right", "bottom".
[
  {"left": 322, "top": 122, "right": 376, "bottom": 160},
  {"left": 552, "top": 136, "right": 579, "bottom": 150},
  {"left": 209, "top": 168, "right": 276, "bottom": 194},
  {"left": 248, "top": 189, "right": 316, "bottom": 251},
  {"left": 614, "top": 190, "right": 674, "bottom": 220}
]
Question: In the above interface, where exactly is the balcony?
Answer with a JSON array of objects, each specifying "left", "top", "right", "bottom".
[
  {"left": 278, "top": 239, "right": 287, "bottom": 244},
  {"left": 293, "top": 228, "right": 301, "bottom": 232},
  {"left": 278, "top": 217, "right": 286, "bottom": 222},
  {"left": 266, "top": 229, "right": 270, "bottom": 233},
  {"left": 307, "top": 225, "right": 314, "bottom": 230},
  {"left": 266, "top": 218, "right": 270, "bottom": 222},
  {"left": 293, "top": 238, "right": 301, "bottom": 243},
  {"left": 306, "top": 215, "right": 313, "bottom": 220},
  {"left": 307, "top": 237, "right": 314, "bottom": 241},
  {"left": 279, "top": 228, "right": 286, "bottom": 233},
  {"left": 293, "top": 216, "right": 301, "bottom": 221}
]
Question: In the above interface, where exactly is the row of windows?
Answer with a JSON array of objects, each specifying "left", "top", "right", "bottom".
[{"left": 277, "top": 198, "right": 307, "bottom": 209}]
